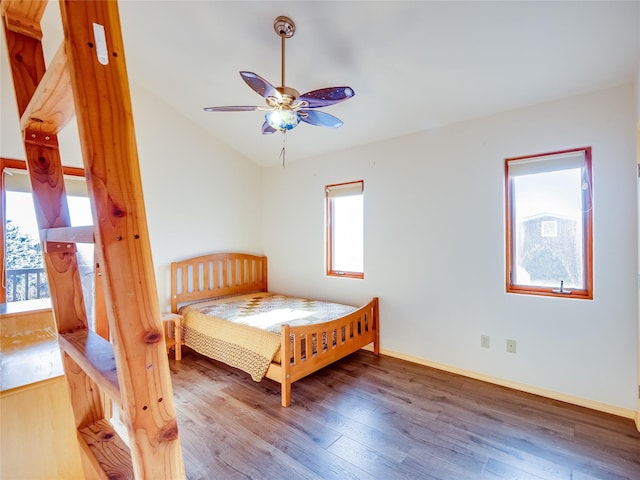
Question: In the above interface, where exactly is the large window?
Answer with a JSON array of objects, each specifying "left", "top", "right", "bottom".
[
  {"left": 326, "top": 181, "right": 364, "bottom": 279},
  {"left": 1, "top": 159, "right": 94, "bottom": 315},
  {"left": 505, "top": 147, "right": 593, "bottom": 299}
]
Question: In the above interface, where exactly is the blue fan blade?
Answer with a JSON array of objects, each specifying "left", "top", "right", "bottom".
[
  {"left": 204, "top": 106, "right": 259, "bottom": 112},
  {"left": 261, "top": 121, "right": 277, "bottom": 135},
  {"left": 299, "top": 110, "right": 344, "bottom": 128},
  {"left": 298, "top": 86, "right": 355, "bottom": 108},
  {"left": 240, "top": 71, "right": 282, "bottom": 100}
]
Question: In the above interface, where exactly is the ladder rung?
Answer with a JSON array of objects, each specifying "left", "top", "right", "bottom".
[
  {"left": 59, "top": 330, "right": 120, "bottom": 403},
  {"left": 21, "top": 43, "right": 75, "bottom": 135},
  {"left": 4, "top": 0, "right": 185, "bottom": 476},
  {"left": 1, "top": 0, "right": 47, "bottom": 39},
  {"left": 40, "top": 226, "right": 95, "bottom": 245},
  {"left": 78, "top": 419, "right": 133, "bottom": 480}
]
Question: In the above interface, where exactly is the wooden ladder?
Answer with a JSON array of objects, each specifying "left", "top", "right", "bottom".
[{"left": 1, "top": 1, "right": 185, "bottom": 478}]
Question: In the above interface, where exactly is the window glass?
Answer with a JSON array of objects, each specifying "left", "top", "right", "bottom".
[
  {"left": 3, "top": 166, "right": 95, "bottom": 318},
  {"left": 505, "top": 148, "right": 592, "bottom": 298},
  {"left": 326, "top": 181, "right": 364, "bottom": 278},
  {"left": 4, "top": 169, "right": 46, "bottom": 303},
  {"left": 5, "top": 189, "right": 45, "bottom": 302}
]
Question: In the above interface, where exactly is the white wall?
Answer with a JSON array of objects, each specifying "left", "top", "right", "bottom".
[
  {"left": 263, "top": 84, "right": 638, "bottom": 412},
  {"left": 636, "top": 59, "right": 640, "bottom": 425},
  {"left": 131, "top": 84, "right": 263, "bottom": 312},
  {"left": 637, "top": 62, "right": 640, "bottom": 122}
]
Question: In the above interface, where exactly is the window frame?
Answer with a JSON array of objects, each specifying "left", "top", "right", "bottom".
[
  {"left": 1, "top": 157, "right": 86, "bottom": 305},
  {"left": 325, "top": 180, "right": 364, "bottom": 279},
  {"left": 504, "top": 147, "right": 593, "bottom": 299}
]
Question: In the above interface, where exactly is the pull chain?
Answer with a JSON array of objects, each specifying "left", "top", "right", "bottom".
[{"left": 279, "top": 130, "right": 287, "bottom": 168}]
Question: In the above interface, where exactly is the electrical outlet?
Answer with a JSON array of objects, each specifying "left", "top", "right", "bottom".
[
  {"left": 481, "top": 335, "right": 490, "bottom": 348},
  {"left": 506, "top": 339, "right": 517, "bottom": 353}
]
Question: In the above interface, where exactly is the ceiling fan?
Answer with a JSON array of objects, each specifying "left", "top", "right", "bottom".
[{"left": 204, "top": 16, "right": 355, "bottom": 135}]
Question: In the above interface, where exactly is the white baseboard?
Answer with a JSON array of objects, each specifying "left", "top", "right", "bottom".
[{"left": 361, "top": 345, "right": 637, "bottom": 421}]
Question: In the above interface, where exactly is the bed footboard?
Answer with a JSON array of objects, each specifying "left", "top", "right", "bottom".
[{"left": 267, "top": 297, "right": 379, "bottom": 407}]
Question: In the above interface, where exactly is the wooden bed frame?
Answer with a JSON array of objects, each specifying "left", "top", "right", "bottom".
[{"left": 170, "top": 252, "right": 379, "bottom": 407}]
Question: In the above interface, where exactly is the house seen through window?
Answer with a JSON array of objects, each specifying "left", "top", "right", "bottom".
[
  {"left": 326, "top": 180, "right": 364, "bottom": 279},
  {"left": 505, "top": 147, "right": 593, "bottom": 299}
]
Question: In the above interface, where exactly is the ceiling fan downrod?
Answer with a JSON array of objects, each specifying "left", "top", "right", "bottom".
[{"left": 274, "top": 16, "right": 295, "bottom": 89}]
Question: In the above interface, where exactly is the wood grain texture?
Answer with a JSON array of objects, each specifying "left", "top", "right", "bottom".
[
  {"left": 0, "top": 0, "right": 47, "bottom": 39},
  {"left": 0, "top": 375, "right": 84, "bottom": 480},
  {"left": 59, "top": 1, "right": 184, "bottom": 477},
  {"left": 1, "top": 13, "right": 45, "bottom": 115},
  {"left": 4, "top": 0, "right": 184, "bottom": 476},
  {"left": 78, "top": 419, "right": 133, "bottom": 480},
  {"left": 171, "top": 349, "right": 640, "bottom": 480},
  {"left": 3, "top": 5, "right": 100, "bottom": 462},
  {"left": 59, "top": 329, "right": 120, "bottom": 402},
  {"left": 62, "top": 351, "right": 106, "bottom": 429},
  {"left": 20, "top": 42, "right": 75, "bottom": 134}
]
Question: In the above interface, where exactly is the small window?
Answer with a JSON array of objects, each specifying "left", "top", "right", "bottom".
[
  {"left": 326, "top": 181, "right": 364, "bottom": 278},
  {"left": 505, "top": 147, "right": 593, "bottom": 299}
]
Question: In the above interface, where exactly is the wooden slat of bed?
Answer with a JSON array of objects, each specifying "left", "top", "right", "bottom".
[
  {"left": 170, "top": 253, "right": 377, "bottom": 407},
  {"left": 212, "top": 260, "right": 219, "bottom": 290},
  {"left": 222, "top": 260, "right": 228, "bottom": 289},
  {"left": 287, "top": 298, "right": 378, "bottom": 384},
  {"left": 271, "top": 297, "right": 378, "bottom": 407},
  {"left": 171, "top": 253, "right": 268, "bottom": 312}
]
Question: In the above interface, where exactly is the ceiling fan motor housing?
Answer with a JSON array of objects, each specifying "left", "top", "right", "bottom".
[{"left": 276, "top": 86, "right": 300, "bottom": 105}]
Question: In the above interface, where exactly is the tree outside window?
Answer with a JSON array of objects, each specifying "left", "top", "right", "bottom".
[{"left": 505, "top": 147, "right": 593, "bottom": 299}]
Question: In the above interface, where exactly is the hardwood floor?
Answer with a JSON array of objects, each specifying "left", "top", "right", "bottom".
[{"left": 170, "top": 349, "right": 640, "bottom": 480}]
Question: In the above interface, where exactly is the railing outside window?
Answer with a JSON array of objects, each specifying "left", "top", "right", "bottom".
[{"left": 5, "top": 267, "right": 49, "bottom": 302}]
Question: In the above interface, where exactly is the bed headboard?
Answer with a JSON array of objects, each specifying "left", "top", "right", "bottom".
[{"left": 170, "top": 252, "right": 268, "bottom": 313}]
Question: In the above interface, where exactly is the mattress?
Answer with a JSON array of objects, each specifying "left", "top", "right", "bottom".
[{"left": 179, "top": 292, "right": 356, "bottom": 381}]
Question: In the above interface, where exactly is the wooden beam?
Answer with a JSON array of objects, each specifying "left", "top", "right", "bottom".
[
  {"left": 77, "top": 419, "right": 133, "bottom": 480},
  {"left": 23, "top": 140, "right": 87, "bottom": 333},
  {"left": 1, "top": 0, "right": 48, "bottom": 40},
  {"left": 1, "top": 9, "right": 46, "bottom": 116},
  {"left": 2, "top": 10, "right": 103, "bottom": 480},
  {"left": 21, "top": 43, "right": 75, "bottom": 134},
  {"left": 59, "top": 1, "right": 185, "bottom": 477},
  {"left": 61, "top": 351, "right": 107, "bottom": 428},
  {"left": 40, "top": 225, "right": 95, "bottom": 244},
  {"left": 1, "top": 157, "right": 86, "bottom": 177},
  {"left": 3, "top": 15, "right": 87, "bottom": 334},
  {"left": 59, "top": 330, "right": 120, "bottom": 402}
]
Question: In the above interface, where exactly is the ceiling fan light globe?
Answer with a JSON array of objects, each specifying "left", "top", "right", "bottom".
[{"left": 265, "top": 110, "right": 300, "bottom": 131}]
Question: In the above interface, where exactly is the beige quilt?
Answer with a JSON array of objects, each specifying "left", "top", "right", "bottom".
[{"left": 180, "top": 292, "right": 356, "bottom": 381}]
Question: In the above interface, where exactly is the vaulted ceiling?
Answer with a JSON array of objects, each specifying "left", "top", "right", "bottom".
[{"left": 2, "top": 1, "right": 639, "bottom": 167}]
